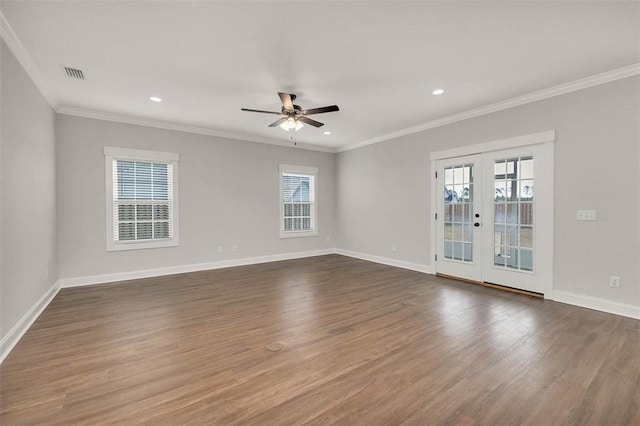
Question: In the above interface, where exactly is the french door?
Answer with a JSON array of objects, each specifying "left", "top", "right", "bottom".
[
  {"left": 436, "top": 155, "right": 483, "bottom": 282},
  {"left": 435, "top": 144, "right": 551, "bottom": 295}
]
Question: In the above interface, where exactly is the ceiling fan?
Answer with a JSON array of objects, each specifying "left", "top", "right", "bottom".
[{"left": 241, "top": 92, "right": 339, "bottom": 131}]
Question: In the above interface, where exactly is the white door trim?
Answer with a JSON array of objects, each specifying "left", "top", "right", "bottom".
[
  {"left": 430, "top": 130, "right": 555, "bottom": 298},
  {"left": 430, "top": 130, "right": 555, "bottom": 161}
]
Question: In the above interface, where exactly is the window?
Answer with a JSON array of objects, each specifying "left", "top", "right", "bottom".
[
  {"left": 105, "top": 147, "right": 179, "bottom": 251},
  {"left": 279, "top": 164, "right": 317, "bottom": 238}
]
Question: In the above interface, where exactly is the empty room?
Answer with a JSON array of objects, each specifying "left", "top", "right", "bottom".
[{"left": 1, "top": 1, "right": 639, "bottom": 424}]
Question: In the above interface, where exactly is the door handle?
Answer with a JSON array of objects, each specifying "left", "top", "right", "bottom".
[{"left": 474, "top": 222, "right": 480, "bottom": 227}]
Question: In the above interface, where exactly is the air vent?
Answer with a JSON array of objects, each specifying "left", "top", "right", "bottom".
[{"left": 64, "top": 67, "right": 84, "bottom": 80}]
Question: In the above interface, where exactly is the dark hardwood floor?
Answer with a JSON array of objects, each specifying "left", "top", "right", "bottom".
[{"left": 1, "top": 254, "right": 639, "bottom": 425}]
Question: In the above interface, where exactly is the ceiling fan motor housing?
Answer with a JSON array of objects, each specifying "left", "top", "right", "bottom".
[
  {"left": 282, "top": 104, "right": 302, "bottom": 115},
  {"left": 241, "top": 92, "right": 338, "bottom": 129}
]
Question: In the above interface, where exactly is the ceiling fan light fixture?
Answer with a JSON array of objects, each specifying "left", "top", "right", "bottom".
[
  {"left": 242, "top": 92, "right": 338, "bottom": 132},
  {"left": 280, "top": 117, "right": 303, "bottom": 131}
]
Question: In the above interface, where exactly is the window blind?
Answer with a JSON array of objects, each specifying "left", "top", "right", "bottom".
[
  {"left": 112, "top": 160, "right": 174, "bottom": 242},
  {"left": 281, "top": 172, "right": 314, "bottom": 231}
]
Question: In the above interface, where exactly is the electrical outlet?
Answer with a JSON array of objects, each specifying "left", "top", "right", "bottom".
[
  {"left": 217, "top": 246, "right": 223, "bottom": 254},
  {"left": 576, "top": 210, "right": 596, "bottom": 221},
  {"left": 609, "top": 276, "right": 620, "bottom": 288},
  {"left": 391, "top": 245, "right": 397, "bottom": 252},
  {"left": 232, "top": 245, "right": 238, "bottom": 252}
]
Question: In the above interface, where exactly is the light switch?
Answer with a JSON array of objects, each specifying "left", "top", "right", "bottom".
[{"left": 576, "top": 210, "right": 596, "bottom": 221}]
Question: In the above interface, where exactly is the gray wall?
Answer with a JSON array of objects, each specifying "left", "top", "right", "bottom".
[
  {"left": 0, "top": 41, "right": 58, "bottom": 338},
  {"left": 2, "top": 35, "right": 637, "bottom": 347},
  {"left": 56, "top": 115, "right": 336, "bottom": 279},
  {"left": 337, "top": 76, "right": 639, "bottom": 307}
]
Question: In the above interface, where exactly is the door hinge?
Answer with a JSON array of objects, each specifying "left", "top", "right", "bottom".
[
  {"left": 435, "top": 254, "right": 438, "bottom": 261},
  {"left": 435, "top": 213, "right": 437, "bottom": 220},
  {"left": 435, "top": 171, "right": 438, "bottom": 179}
]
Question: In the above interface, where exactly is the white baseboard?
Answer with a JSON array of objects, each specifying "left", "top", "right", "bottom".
[
  {"left": 335, "top": 250, "right": 639, "bottom": 321},
  {"left": 4, "top": 251, "right": 635, "bottom": 366},
  {"left": 553, "top": 290, "right": 640, "bottom": 320},
  {"left": 0, "top": 280, "right": 61, "bottom": 364},
  {"left": 59, "top": 248, "right": 337, "bottom": 288},
  {"left": 336, "top": 249, "right": 434, "bottom": 275}
]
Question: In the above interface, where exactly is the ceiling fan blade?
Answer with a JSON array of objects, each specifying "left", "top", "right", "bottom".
[
  {"left": 297, "top": 116, "right": 324, "bottom": 128},
  {"left": 241, "top": 108, "right": 282, "bottom": 115},
  {"left": 301, "top": 105, "right": 339, "bottom": 115},
  {"left": 268, "top": 117, "right": 288, "bottom": 127},
  {"left": 278, "top": 92, "right": 294, "bottom": 112}
]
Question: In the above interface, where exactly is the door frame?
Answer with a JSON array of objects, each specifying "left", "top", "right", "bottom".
[
  {"left": 435, "top": 154, "right": 484, "bottom": 283},
  {"left": 430, "top": 130, "right": 555, "bottom": 298}
]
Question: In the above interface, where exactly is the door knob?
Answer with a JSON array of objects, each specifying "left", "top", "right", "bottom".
[
  {"left": 475, "top": 213, "right": 480, "bottom": 218},
  {"left": 474, "top": 222, "right": 480, "bottom": 227}
]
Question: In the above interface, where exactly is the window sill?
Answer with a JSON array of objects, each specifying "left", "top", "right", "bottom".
[
  {"left": 279, "top": 230, "right": 318, "bottom": 239},
  {"left": 106, "top": 238, "right": 179, "bottom": 252}
]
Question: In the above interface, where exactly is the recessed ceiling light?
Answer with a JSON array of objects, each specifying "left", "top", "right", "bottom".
[
  {"left": 324, "top": 131, "right": 331, "bottom": 135},
  {"left": 149, "top": 96, "right": 162, "bottom": 103},
  {"left": 432, "top": 89, "right": 445, "bottom": 95}
]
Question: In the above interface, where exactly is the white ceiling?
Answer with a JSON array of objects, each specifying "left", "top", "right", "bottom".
[{"left": 1, "top": 1, "right": 638, "bottom": 151}]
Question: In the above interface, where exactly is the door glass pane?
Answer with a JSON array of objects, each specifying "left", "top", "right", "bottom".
[
  {"left": 493, "top": 156, "right": 534, "bottom": 271},
  {"left": 463, "top": 204, "right": 472, "bottom": 222},
  {"left": 494, "top": 203, "right": 505, "bottom": 223},
  {"left": 454, "top": 168, "right": 463, "bottom": 183},
  {"left": 495, "top": 181, "right": 506, "bottom": 201},
  {"left": 463, "top": 243, "right": 473, "bottom": 261},
  {"left": 453, "top": 204, "right": 463, "bottom": 222},
  {"left": 506, "top": 225, "right": 518, "bottom": 246},
  {"left": 443, "top": 163, "right": 474, "bottom": 262},
  {"left": 505, "top": 247, "right": 519, "bottom": 269},
  {"left": 519, "top": 157, "right": 534, "bottom": 179},
  {"left": 452, "top": 223, "right": 463, "bottom": 241},
  {"left": 494, "top": 245, "right": 506, "bottom": 267},
  {"left": 519, "top": 180, "right": 534, "bottom": 201},
  {"left": 453, "top": 242, "right": 463, "bottom": 261},
  {"left": 463, "top": 224, "right": 473, "bottom": 242},
  {"left": 520, "top": 203, "right": 533, "bottom": 225},
  {"left": 454, "top": 185, "right": 464, "bottom": 201},
  {"left": 444, "top": 204, "right": 452, "bottom": 221},
  {"left": 520, "top": 226, "right": 533, "bottom": 248},
  {"left": 506, "top": 203, "right": 518, "bottom": 224},
  {"left": 444, "top": 169, "right": 453, "bottom": 185},
  {"left": 444, "top": 240, "right": 453, "bottom": 258},
  {"left": 444, "top": 223, "right": 453, "bottom": 240},
  {"left": 520, "top": 249, "right": 533, "bottom": 271}
]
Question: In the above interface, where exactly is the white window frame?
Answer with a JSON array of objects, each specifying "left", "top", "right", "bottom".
[
  {"left": 279, "top": 164, "right": 318, "bottom": 239},
  {"left": 105, "top": 146, "right": 179, "bottom": 251}
]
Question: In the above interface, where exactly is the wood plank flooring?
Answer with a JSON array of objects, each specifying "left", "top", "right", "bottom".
[{"left": 1, "top": 254, "right": 639, "bottom": 425}]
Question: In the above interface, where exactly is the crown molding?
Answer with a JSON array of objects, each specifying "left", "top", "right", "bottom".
[
  {"left": 337, "top": 63, "right": 640, "bottom": 153},
  {"left": 3, "top": 3, "right": 636, "bottom": 155},
  {"left": 0, "top": 10, "right": 57, "bottom": 109},
  {"left": 56, "top": 106, "right": 337, "bottom": 153}
]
